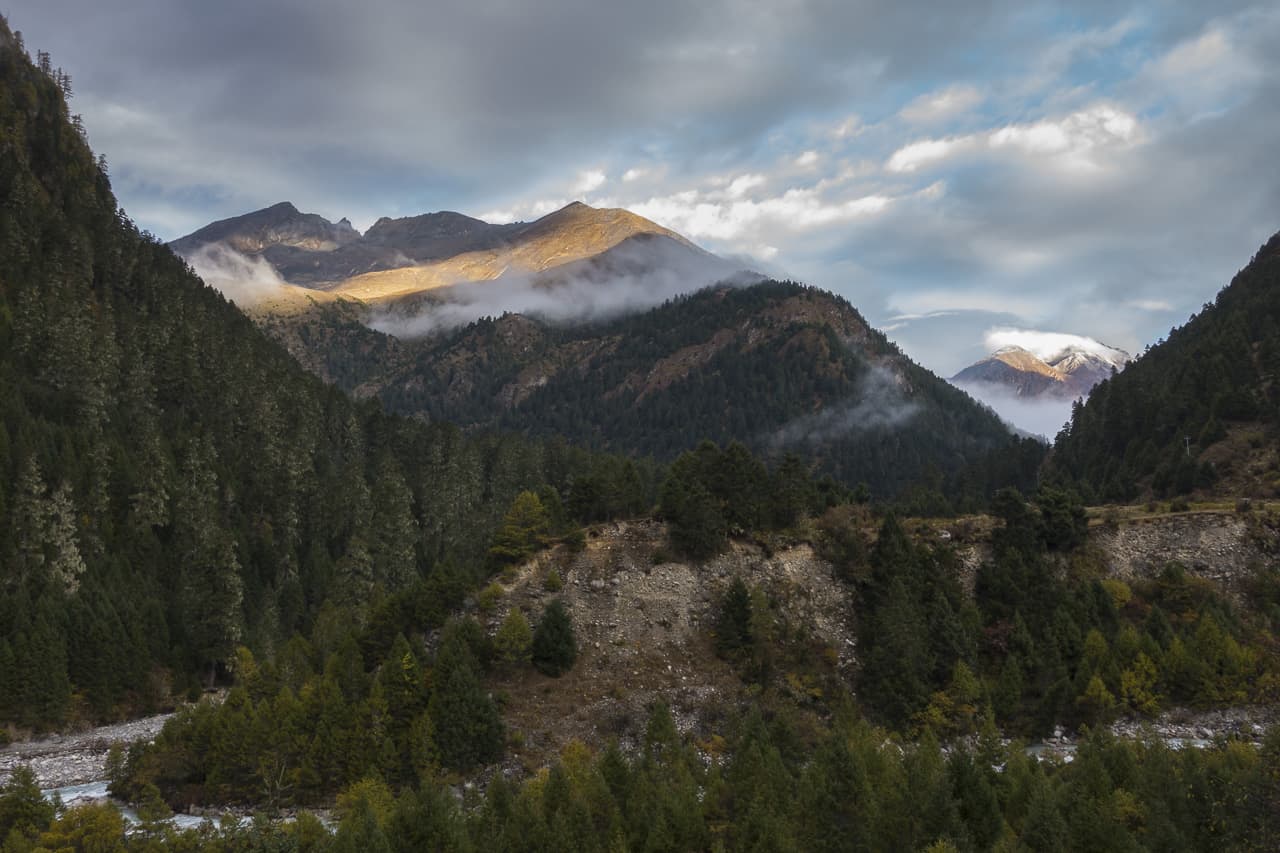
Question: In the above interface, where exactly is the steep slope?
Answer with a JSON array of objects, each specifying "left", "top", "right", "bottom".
[
  {"left": 1051, "top": 232, "right": 1280, "bottom": 500},
  {"left": 0, "top": 19, "right": 633, "bottom": 730}
]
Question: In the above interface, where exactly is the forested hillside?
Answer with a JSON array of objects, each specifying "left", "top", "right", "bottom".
[
  {"left": 267, "top": 284, "right": 1044, "bottom": 507},
  {"left": 1052, "top": 233, "right": 1280, "bottom": 500},
  {"left": 0, "top": 19, "right": 652, "bottom": 730}
]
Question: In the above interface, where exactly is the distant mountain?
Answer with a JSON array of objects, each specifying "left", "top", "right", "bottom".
[
  {"left": 170, "top": 200, "right": 733, "bottom": 299},
  {"left": 170, "top": 201, "right": 361, "bottom": 256},
  {"left": 1051, "top": 232, "right": 1280, "bottom": 500},
  {"left": 951, "top": 340, "right": 1129, "bottom": 400}
]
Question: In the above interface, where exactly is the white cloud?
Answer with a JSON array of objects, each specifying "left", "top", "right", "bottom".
[
  {"left": 989, "top": 105, "right": 1138, "bottom": 160},
  {"left": 886, "top": 137, "right": 969, "bottom": 173},
  {"left": 889, "top": 290, "right": 1052, "bottom": 320},
  {"left": 900, "top": 84, "right": 984, "bottom": 123},
  {"left": 886, "top": 104, "right": 1140, "bottom": 175},
  {"left": 621, "top": 167, "right": 649, "bottom": 182},
  {"left": 794, "top": 150, "right": 820, "bottom": 168},
  {"left": 184, "top": 244, "right": 287, "bottom": 305},
  {"left": 727, "top": 173, "right": 767, "bottom": 197},
  {"left": 632, "top": 187, "right": 890, "bottom": 247},
  {"left": 572, "top": 169, "right": 607, "bottom": 194},
  {"left": 831, "top": 115, "right": 863, "bottom": 138},
  {"left": 984, "top": 327, "right": 1128, "bottom": 363}
]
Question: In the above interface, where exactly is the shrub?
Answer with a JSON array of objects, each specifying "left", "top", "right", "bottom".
[{"left": 476, "top": 582, "right": 504, "bottom": 613}]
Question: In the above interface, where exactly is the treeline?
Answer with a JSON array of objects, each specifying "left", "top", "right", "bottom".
[
  {"left": 1051, "top": 231, "right": 1280, "bottom": 500},
  {"left": 829, "top": 489, "right": 1280, "bottom": 735},
  {"left": 0, "top": 23, "right": 656, "bottom": 732},
  {"left": 6, "top": 707, "right": 1279, "bottom": 851}
]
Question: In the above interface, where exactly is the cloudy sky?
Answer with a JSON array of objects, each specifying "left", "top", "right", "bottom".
[{"left": 11, "top": 0, "right": 1280, "bottom": 377}]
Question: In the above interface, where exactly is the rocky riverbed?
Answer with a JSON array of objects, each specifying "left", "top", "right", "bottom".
[
  {"left": 1027, "top": 704, "right": 1277, "bottom": 761},
  {"left": 0, "top": 713, "right": 174, "bottom": 789}
]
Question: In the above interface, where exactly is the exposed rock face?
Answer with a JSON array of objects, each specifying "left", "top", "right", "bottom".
[
  {"left": 1090, "top": 512, "right": 1268, "bottom": 591},
  {"left": 482, "top": 519, "right": 856, "bottom": 763}
]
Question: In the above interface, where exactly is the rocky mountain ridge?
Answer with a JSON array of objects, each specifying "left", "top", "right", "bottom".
[
  {"left": 952, "top": 341, "right": 1129, "bottom": 399},
  {"left": 171, "top": 200, "right": 727, "bottom": 300}
]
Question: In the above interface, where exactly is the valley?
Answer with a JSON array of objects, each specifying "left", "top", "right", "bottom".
[{"left": 3, "top": 11, "right": 1280, "bottom": 851}]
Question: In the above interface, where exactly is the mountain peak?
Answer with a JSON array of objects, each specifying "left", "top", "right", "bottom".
[{"left": 952, "top": 334, "right": 1128, "bottom": 402}]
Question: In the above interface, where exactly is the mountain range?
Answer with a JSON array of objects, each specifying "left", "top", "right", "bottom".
[
  {"left": 171, "top": 199, "right": 741, "bottom": 305},
  {"left": 176, "top": 203, "right": 1040, "bottom": 503}
]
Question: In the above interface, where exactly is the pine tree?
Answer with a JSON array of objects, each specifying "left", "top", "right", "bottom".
[
  {"left": 715, "top": 577, "right": 753, "bottom": 658},
  {"left": 428, "top": 646, "right": 504, "bottom": 772},
  {"left": 532, "top": 599, "right": 577, "bottom": 677},
  {"left": 489, "top": 490, "right": 550, "bottom": 564}
]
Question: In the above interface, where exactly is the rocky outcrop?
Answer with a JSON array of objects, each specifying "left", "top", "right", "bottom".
[
  {"left": 479, "top": 520, "right": 855, "bottom": 765},
  {"left": 1090, "top": 512, "right": 1269, "bottom": 590}
]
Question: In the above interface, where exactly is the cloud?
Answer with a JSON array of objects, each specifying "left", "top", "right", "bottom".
[
  {"left": 183, "top": 243, "right": 287, "bottom": 305},
  {"left": 886, "top": 104, "right": 1140, "bottom": 174},
  {"left": 368, "top": 237, "right": 756, "bottom": 338},
  {"left": 900, "top": 84, "right": 984, "bottom": 123},
  {"left": 983, "top": 328, "right": 1128, "bottom": 363},
  {"left": 770, "top": 364, "right": 921, "bottom": 447},
  {"left": 793, "top": 150, "right": 820, "bottom": 168},
  {"left": 572, "top": 169, "right": 607, "bottom": 194},
  {"left": 887, "top": 137, "right": 968, "bottom": 173},
  {"left": 952, "top": 382, "right": 1071, "bottom": 440}
]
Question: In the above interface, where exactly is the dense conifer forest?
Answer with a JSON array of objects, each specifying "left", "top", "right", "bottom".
[{"left": 1051, "top": 233, "right": 1280, "bottom": 500}]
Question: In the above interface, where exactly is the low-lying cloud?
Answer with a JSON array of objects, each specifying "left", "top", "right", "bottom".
[
  {"left": 954, "top": 380, "right": 1073, "bottom": 440},
  {"left": 368, "top": 238, "right": 756, "bottom": 338},
  {"left": 770, "top": 364, "right": 921, "bottom": 447},
  {"left": 183, "top": 243, "right": 287, "bottom": 305}
]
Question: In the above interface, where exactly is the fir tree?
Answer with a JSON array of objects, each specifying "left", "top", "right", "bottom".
[{"left": 532, "top": 598, "right": 577, "bottom": 677}]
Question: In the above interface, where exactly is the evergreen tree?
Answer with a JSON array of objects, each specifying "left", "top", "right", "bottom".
[
  {"left": 489, "top": 490, "right": 551, "bottom": 564},
  {"left": 532, "top": 598, "right": 577, "bottom": 677},
  {"left": 715, "top": 577, "right": 753, "bottom": 658},
  {"left": 428, "top": 631, "right": 503, "bottom": 771}
]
